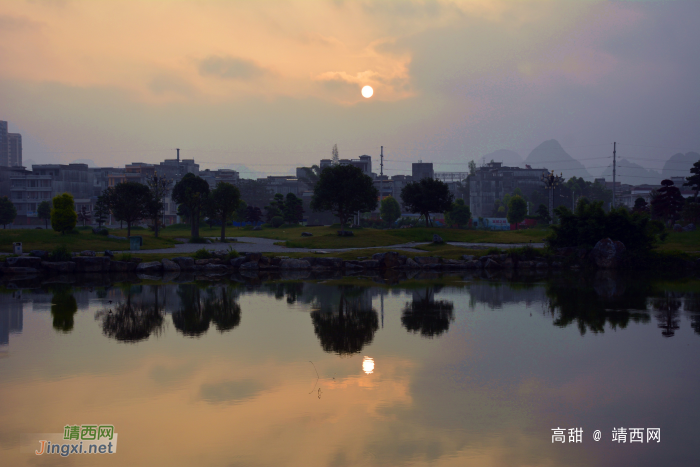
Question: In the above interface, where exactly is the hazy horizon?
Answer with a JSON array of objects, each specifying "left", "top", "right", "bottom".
[{"left": 2, "top": 0, "right": 699, "bottom": 182}]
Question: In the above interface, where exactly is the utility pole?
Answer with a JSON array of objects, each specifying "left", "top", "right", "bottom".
[
  {"left": 380, "top": 146, "right": 384, "bottom": 202},
  {"left": 612, "top": 142, "right": 616, "bottom": 210}
]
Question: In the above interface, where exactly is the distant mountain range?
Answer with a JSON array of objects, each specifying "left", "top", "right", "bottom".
[
  {"left": 661, "top": 152, "right": 700, "bottom": 179},
  {"left": 474, "top": 141, "right": 699, "bottom": 186},
  {"left": 598, "top": 158, "right": 661, "bottom": 186}
]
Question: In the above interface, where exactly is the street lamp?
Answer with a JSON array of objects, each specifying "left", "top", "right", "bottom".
[{"left": 541, "top": 170, "right": 564, "bottom": 222}]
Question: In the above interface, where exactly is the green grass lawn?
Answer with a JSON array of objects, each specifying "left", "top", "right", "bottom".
[
  {"left": 656, "top": 230, "right": 700, "bottom": 254},
  {"left": 0, "top": 227, "right": 176, "bottom": 253}
]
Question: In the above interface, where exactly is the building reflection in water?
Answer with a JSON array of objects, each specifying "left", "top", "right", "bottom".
[{"left": 0, "top": 291, "right": 23, "bottom": 346}]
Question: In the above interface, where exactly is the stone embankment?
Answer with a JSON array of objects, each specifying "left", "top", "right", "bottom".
[{"left": 1, "top": 238, "right": 698, "bottom": 278}]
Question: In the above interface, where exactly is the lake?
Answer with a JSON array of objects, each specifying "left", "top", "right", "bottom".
[{"left": 1, "top": 271, "right": 699, "bottom": 466}]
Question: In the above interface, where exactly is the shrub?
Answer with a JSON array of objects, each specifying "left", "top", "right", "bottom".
[
  {"left": 193, "top": 248, "right": 212, "bottom": 260},
  {"left": 272, "top": 216, "right": 284, "bottom": 228},
  {"left": 224, "top": 246, "right": 239, "bottom": 262},
  {"left": 549, "top": 199, "right": 667, "bottom": 253},
  {"left": 49, "top": 245, "right": 72, "bottom": 262},
  {"left": 117, "top": 253, "right": 132, "bottom": 262}
]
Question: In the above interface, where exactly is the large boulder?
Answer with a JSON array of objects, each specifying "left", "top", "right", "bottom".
[
  {"left": 0, "top": 266, "right": 38, "bottom": 275},
  {"left": 42, "top": 261, "right": 76, "bottom": 274},
  {"left": 204, "top": 263, "right": 229, "bottom": 274},
  {"left": 240, "top": 262, "right": 259, "bottom": 270},
  {"left": 279, "top": 259, "right": 311, "bottom": 270},
  {"left": 673, "top": 224, "right": 683, "bottom": 232},
  {"left": 6, "top": 256, "right": 43, "bottom": 268},
  {"left": 79, "top": 250, "right": 96, "bottom": 257},
  {"left": 30, "top": 250, "right": 49, "bottom": 259},
  {"left": 301, "top": 232, "right": 313, "bottom": 237},
  {"left": 484, "top": 258, "right": 501, "bottom": 269},
  {"left": 73, "top": 256, "right": 110, "bottom": 273},
  {"left": 230, "top": 257, "right": 247, "bottom": 268},
  {"left": 432, "top": 234, "right": 444, "bottom": 244},
  {"left": 303, "top": 257, "right": 343, "bottom": 269},
  {"left": 172, "top": 257, "right": 195, "bottom": 270},
  {"left": 404, "top": 257, "right": 420, "bottom": 269},
  {"left": 161, "top": 258, "right": 181, "bottom": 272},
  {"left": 359, "top": 260, "right": 381, "bottom": 269},
  {"left": 136, "top": 261, "right": 163, "bottom": 274},
  {"left": 413, "top": 257, "right": 440, "bottom": 266},
  {"left": 684, "top": 223, "right": 695, "bottom": 232},
  {"left": 109, "top": 261, "right": 136, "bottom": 272},
  {"left": 590, "top": 238, "right": 626, "bottom": 269},
  {"left": 464, "top": 260, "right": 482, "bottom": 269},
  {"left": 246, "top": 252, "right": 262, "bottom": 263},
  {"left": 337, "top": 230, "right": 354, "bottom": 237},
  {"left": 371, "top": 252, "right": 401, "bottom": 269}
]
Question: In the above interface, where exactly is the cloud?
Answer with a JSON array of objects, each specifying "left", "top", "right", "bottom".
[
  {"left": 199, "top": 379, "right": 265, "bottom": 404},
  {"left": 0, "top": 14, "right": 43, "bottom": 31},
  {"left": 198, "top": 55, "right": 269, "bottom": 81},
  {"left": 148, "top": 73, "right": 196, "bottom": 97}
]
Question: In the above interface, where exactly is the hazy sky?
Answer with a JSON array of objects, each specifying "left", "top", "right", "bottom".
[{"left": 1, "top": 0, "right": 698, "bottom": 179}]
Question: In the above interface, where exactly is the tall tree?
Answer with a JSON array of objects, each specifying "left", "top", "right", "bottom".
[
  {"left": 146, "top": 173, "right": 173, "bottom": 238},
  {"left": 507, "top": 195, "right": 528, "bottom": 228},
  {"left": 207, "top": 182, "right": 241, "bottom": 242},
  {"left": 468, "top": 160, "right": 477, "bottom": 176},
  {"left": 380, "top": 196, "right": 402, "bottom": 226},
  {"left": 0, "top": 196, "right": 17, "bottom": 229},
  {"left": 445, "top": 198, "right": 471, "bottom": 228},
  {"left": 172, "top": 173, "right": 210, "bottom": 238},
  {"left": 400, "top": 178, "right": 454, "bottom": 227},
  {"left": 651, "top": 179, "right": 685, "bottom": 225},
  {"left": 331, "top": 144, "right": 339, "bottom": 165},
  {"left": 284, "top": 193, "right": 304, "bottom": 224},
  {"left": 684, "top": 159, "right": 700, "bottom": 200},
  {"left": 37, "top": 200, "right": 52, "bottom": 229},
  {"left": 311, "top": 164, "right": 378, "bottom": 231},
  {"left": 50, "top": 193, "right": 77, "bottom": 234},
  {"left": 93, "top": 194, "right": 110, "bottom": 228},
  {"left": 108, "top": 182, "right": 151, "bottom": 237},
  {"left": 265, "top": 193, "right": 285, "bottom": 222},
  {"left": 245, "top": 205, "right": 262, "bottom": 223}
]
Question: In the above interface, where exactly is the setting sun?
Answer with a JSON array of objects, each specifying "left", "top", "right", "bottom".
[{"left": 361, "top": 86, "right": 374, "bottom": 99}]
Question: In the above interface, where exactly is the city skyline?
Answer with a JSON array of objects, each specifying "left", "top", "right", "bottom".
[{"left": 1, "top": 0, "right": 699, "bottom": 179}]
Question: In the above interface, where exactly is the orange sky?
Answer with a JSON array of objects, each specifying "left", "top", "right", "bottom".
[{"left": 0, "top": 0, "right": 698, "bottom": 175}]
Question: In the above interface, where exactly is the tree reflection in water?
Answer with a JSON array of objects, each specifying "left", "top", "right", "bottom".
[
  {"left": 100, "top": 285, "right": 165, "bottom": 343},
  {"left": 310, "top": 285, "right": 378, "bottom": 355},
  {"left": 546, "top": 272, "right": 651, "bottom": 335},
  {"left": 401, "top": 286, "right": 455, "bottom": 338},
  {"left": 266, "top": 282, "right": 305, "bottom": 305},
  {"left": 50, "top": 284, "right": 78, "bottom": 333},
  {"left": 173, "top": 284, "right": 241, "bottom": 337},
  {"left": 652, "top": 293, "right": 682, "bottom": 338},
  {"left": 686, "top": 293, "right": 700, "bottom": 335}
]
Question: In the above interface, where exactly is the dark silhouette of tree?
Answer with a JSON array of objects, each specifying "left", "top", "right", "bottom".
[
  {"left": 207, "top": 182, "right": 241, "bottom": 242},
  {"left": 284, "top": 193, "right": 304, "bottom": 224},
  {"left": 311, "top": 164, "right": 378, "bottom": 231},
  {"left": 265, "top": 193, "right": 285, "bottom": 222},
  {"left": 267, "top": 282, "right": 305, "bottom": 304},
  {"left": 100, "top": 288, "right": 164, "bottom": 342},
  {"left": 299, "top": 165, "right": 321, "bottom": 188},
  {"left": 107, "top": 182, "right": 151, "bottom": 237},
  {"left": 546, "top": 274, "right": 651, "bottom": 335},
  {"left": 536, "top": 203, "right": 551, "bottom": 224},
  {"left": 93, "top": 194, "right": 109, "bottom": 228},
  {"left": 445, "top": 198, "right": 471, "bottom": 228},
  {"left": 310, "top": 286, "right": 379, "bottom": 355},
  {"left": 245, "top": 205, "right": 263, "bottom": 223},
  {"left": 204, "top": 287, "right": 241, "bottom": 332},
  {"left": 507, "top": 195, "right": 527, "bottom": 227},
  {"left": 653, "top": 294, "right": 681, "bottom": 338},
  {"left": 400, "top": 178, "right": 454, "bottom": 227},
  {"left": 401, "top": 287, "right": 455, "bottom": 337},
  {"left": 684, "top": 159, "right": 700, "bottom": 200},
  {"left": 651, "top": 179, "right": 685, "bottom": 225},
  {"left": 50, "top": 284, "right": 78, "bottom": 333},
  {"left": 50, "top": 193, "right": 77, "bottom": 234},
  {"left": 237, "top": 179, "right": 273, "bottom": 211},
  {"left": 146, "top": 173, "right": 173, "bottom": 238},
  {"left": 173, "top": 285, "right": 242, "bottom": 336},
  {"left": 633, "top": 197, "right": 650, "bottom": 215},
  {"left": 172, "top": 173, "right": 210, "bottom": 238},
  {"left": 380, "top": 196, "right": 402, "bottom": 226},
  {"left": 37, "top": 200, "right": 52, "bottom": 228},
  {"left": 0, "top": 196, "right": 17, "bottom": 229}
]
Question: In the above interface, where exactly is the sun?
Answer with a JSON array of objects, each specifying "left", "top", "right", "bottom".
[{"left": 361, "top": 85, "right": 374, "bottom": 98}]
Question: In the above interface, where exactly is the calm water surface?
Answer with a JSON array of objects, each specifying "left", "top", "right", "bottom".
[{"left": 1, "top": 272, "right": 699, "bottom": 466}]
